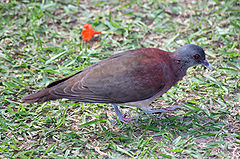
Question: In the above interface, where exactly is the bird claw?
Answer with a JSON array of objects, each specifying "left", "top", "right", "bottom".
[
  {"left": 112, "top": 104, "right": 139, "bottom": 126},
  {"left": 157, "top": 113, "right": 164, "bottom": 119},
  {"left": 112, "top": 118, "right": 131, "bottom": 126},
  {"left": 113, "top": 114, "right": 138, "bottom": 126}
]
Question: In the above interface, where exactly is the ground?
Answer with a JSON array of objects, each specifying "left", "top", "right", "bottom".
[{"left": 0, "top": 0, "right": 239, "bottom": 158}]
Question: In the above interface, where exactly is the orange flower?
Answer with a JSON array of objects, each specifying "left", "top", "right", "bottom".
[{"left": 81, "top": 24, "right": 101, "bottom": 41}]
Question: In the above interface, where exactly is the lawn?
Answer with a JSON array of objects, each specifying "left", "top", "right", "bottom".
[{"left": 0, "top": 0, "right": 239, "bottom": 158}]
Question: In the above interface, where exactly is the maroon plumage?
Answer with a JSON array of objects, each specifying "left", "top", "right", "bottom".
[{"left": 22, "top": 44, "right": 212, "bottom": 123}]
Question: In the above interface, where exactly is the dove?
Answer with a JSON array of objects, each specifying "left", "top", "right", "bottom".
[{"left": 22, "top": 44, "right": 212, "bottom": 124}]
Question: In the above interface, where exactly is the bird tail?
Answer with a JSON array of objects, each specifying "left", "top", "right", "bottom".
[{"left": 22, "top": 88, "right": 58, "bottom": 104}]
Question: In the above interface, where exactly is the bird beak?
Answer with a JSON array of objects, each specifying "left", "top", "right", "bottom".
[{"left": 201, "top": 60, "right": 213, "bottom": 70}]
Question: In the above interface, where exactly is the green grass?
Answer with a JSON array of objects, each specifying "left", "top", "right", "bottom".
[{"left": 0, "top": 0, "right": 239, "bottom": 158}]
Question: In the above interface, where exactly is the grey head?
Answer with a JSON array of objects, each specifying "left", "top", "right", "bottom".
[{"left": 174, "top": 44, "right": 212, "bottom": 71}]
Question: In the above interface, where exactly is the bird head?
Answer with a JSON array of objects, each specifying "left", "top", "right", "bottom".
[{"left": 175, "top": 44, "right": 212, "bottom": 70}]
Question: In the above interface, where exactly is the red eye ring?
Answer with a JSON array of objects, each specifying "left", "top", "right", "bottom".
[{"left": 194, "top": 54, "right": 200, "bottom": 60}]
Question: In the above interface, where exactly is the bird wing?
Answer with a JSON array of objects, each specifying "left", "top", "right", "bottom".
[{"left": 49, "top": 49, "right": 168, "bottom": 103}]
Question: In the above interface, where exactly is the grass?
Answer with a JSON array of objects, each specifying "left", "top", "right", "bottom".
[{"left": 0, "top": 0, "right": 239, "bottom": 158}]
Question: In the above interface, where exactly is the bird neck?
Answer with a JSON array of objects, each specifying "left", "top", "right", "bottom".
[
  {"left": 174, "top": 51, "right": 193, "bottom": 72},
  {"left": 171, "top": 53, "right": 190, "bottom": 80}
]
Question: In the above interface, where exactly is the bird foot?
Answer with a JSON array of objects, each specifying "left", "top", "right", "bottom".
[
  {"left": 112, "top": 104, "right": 138, "bottom": 125},
  {"left": 113, "top": 114, "right": 136, "bottom": 126},
  {"left": 143, "top": 105, "right": 182, "bottom": 114}
]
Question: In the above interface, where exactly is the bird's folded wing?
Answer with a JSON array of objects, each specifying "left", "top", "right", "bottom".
[{"left": 49, "top": 49, "right": 167, "bottom": 104}]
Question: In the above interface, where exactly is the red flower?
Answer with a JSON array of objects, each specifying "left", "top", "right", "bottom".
[{"left": 81, "top": 24, "right": 101, "bottom": 41}]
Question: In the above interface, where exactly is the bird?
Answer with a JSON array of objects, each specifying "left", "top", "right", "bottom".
[{"left": 22, "top": 44, "right": 212, "bottom": 124}]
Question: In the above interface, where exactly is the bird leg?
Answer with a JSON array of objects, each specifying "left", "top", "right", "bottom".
[
  {"left": 112, "top": 104, "right": 135, "bottom": 125},
  {"left": 112, "top": 104, "right": 181, "bottom": 124},
  {"left": 142, "top": 105, "right": 182, "bottom": 114}
]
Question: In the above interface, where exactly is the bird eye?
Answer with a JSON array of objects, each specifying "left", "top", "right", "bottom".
[{"left": 194, "top": 54, "right": 200, "bottom": 60}]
